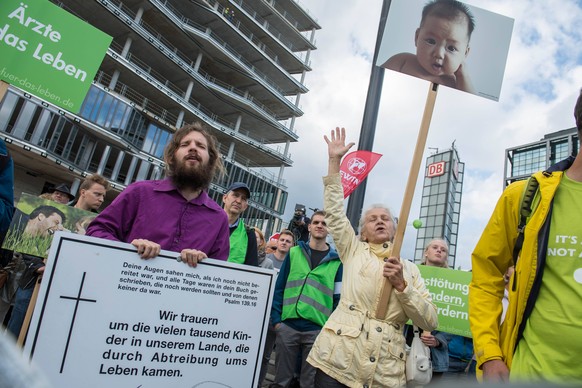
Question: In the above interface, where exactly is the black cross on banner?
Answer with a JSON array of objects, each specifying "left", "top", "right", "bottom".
[{"left": 59, "top": 272, "right": 97, "bottom": 373}]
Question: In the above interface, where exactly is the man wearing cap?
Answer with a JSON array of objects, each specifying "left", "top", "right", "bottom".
[
  {"left": 87, "top": 122, "right": 230, "bottom": 266},
  {"left": 222, "top": 182, "right": 258, "bottom": 267},
  {"left": 50, "top": 183, "right": 74, "bottom": 204}
]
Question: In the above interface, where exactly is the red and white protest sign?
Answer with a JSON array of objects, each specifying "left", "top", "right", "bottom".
[{"left": 339, "top": 151, "right": 382, "bottom": 198}]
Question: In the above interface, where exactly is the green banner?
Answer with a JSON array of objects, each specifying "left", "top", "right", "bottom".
[
  {"left": 418, "top": 265, "right": 472, "bottom": 337},
  {"left": 0, "top": 0, "right": 112, "bottom": 113}
]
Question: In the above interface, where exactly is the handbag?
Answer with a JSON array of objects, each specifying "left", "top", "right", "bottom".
[{"left": 406, "top": 325, "right": 433, "bottom": 385}]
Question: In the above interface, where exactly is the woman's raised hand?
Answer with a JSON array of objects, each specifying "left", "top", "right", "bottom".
[{"left": 324, "top": 127, "right": 354, "bottom": 160}]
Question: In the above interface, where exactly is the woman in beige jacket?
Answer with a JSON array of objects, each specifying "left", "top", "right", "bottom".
[{"left": 307, "top": 127, "right": 438, "bottom": 387}]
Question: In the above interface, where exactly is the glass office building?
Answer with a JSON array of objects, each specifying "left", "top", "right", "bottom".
[
  {"left": 0, "top": 0, "right": 319, "bottom": 235},
  {"left": 414, "top": 145, "right": 464, "bottom": 267},
  {"left": 504, "top": 128, "right": 579, "bottom": 187}
]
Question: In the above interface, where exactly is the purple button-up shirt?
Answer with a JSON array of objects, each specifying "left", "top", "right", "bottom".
[{"left": 86, "top": 179, "right": 230, "bottom": 260}]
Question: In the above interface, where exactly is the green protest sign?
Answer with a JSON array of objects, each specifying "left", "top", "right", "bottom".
[
  {"left": 418, "top": 265, "right": 472, "bottom": 337},
  {"left": 0, "top": 0, "right": 112, "bottom": 113}
]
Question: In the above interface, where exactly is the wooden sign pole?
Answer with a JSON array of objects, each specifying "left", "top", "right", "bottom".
[
  {"left": 17, "top": 276, "right": 43, "bottom": 346},
  {"left": 375, "top": 83, "right": 439, "bottom": 319}
]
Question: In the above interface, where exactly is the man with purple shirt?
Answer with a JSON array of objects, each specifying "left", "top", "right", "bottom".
[{"left": 87, "top": 122, "right": 230, "bottom": 267}]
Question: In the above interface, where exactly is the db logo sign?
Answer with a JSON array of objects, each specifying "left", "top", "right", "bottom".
[
  {"left": 347, "top": 157, "right": 367, "bottom": 175},
  {"left": 427, "top": 161, "right": 446, "bottom": 177}
]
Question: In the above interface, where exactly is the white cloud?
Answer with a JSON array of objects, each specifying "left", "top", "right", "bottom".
[{"left": 282, "top": 0, "right": 582, "bottom": 268}]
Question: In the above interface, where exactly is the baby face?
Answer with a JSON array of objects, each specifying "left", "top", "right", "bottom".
[{"left": 415, "top": 14, "right": 470, "bottom": 77}]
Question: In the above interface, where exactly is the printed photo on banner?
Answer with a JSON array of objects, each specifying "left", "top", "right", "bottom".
[
  {"left": 376, "top": 0, "right": 514, "bottom": 101},
  {"left": 417, "top": 264, "right": 471, "bottom": 337},
  {"left": 1, "top": 193, "right": 96, "bottom": 257}
]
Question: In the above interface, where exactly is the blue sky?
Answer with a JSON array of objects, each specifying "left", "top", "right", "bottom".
[{"left": 282, "top": 0, "right": 582, "bottom": 269}]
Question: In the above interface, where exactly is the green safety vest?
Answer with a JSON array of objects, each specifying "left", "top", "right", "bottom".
[
  {"left": 227, "top": 220, "right": 248, "bottom": 264},
  {"left": 281, "top": 246, "right": 341, "bottom": 326}
]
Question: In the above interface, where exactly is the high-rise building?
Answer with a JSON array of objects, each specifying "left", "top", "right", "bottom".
[
  {"left": 0, "top": 0, "right": 319, "bottom": 235},
  {"left": 414, "top": 145, "right": 464, "bottom": 268},
  {"left": 504, "top": 127, "right": 579, "bottom": 187}
]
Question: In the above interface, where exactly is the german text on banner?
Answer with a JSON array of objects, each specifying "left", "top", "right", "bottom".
[
  {"left": 24, "top": 233, "right": 276, "bottom": 388},
  {"left": 417, "top": 265, "right": 472, "bottom": 337}
]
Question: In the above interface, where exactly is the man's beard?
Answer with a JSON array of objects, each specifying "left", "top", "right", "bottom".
[{"left": 170, "top": 157, "right": 214, "bottom": 191}]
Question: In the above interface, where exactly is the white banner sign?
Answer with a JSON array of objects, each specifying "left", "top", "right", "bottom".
[{"left": 24, "top": 233, "right": 276, "bottom": 388}]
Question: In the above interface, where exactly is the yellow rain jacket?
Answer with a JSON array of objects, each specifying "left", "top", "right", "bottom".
[{"left": 469, "top": 156, "right": 573, "bottom": 370}]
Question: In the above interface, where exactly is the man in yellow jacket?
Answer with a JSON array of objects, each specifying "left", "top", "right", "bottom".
[{"left": 470, "top": 88, "right": 582, "bottom": 384}]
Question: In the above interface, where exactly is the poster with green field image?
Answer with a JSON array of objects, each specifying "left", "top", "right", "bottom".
[{"left": 2, "top": 193, "right": 96, "bottom": 257}]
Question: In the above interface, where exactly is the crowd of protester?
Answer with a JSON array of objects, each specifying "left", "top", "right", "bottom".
[{"left": 2, "top": 81, "right": 582, "bottom": 387}]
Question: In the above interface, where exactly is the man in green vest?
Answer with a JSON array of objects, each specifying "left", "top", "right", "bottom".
[
  {"left": 270, "top": 210, "right": 342, "bottom": 387},
  {"left": 223, "top": 182, "right": 258, "bottom": 266}
]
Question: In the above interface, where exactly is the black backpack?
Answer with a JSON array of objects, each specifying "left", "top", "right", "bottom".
[{"left": 512, "top": 176, "right": 540, "bottom": 268}]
